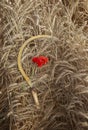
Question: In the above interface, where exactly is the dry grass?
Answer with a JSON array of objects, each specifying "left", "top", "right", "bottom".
[{"left": 0, "top": 0, "right": 88, "bottom": 130}]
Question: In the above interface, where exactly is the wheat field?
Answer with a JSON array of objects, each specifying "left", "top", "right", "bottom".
[{"left": 0, "top": 0, "right": 88, "bottom": 130}]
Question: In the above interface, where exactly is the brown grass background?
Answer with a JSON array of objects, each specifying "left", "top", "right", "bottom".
[{"left": 0, "top": 0, "right": 88, "bottom": 130}]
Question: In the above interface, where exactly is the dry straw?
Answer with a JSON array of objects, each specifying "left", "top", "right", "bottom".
[{"left": 0, "top": 0, "right": 88, "bottom": 130}]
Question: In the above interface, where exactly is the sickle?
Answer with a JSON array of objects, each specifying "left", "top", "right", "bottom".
[{"left": 18, "top": 35, "right": 53, "bottom": 109}]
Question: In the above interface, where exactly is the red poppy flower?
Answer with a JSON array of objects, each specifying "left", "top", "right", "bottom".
[{"left": 32, "top": 56, "right": 49, "bottom": 67}]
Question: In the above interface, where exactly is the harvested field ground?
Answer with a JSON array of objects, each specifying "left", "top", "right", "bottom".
[{"left": 0, "top": 0, "right": 88, "bottom": 130}]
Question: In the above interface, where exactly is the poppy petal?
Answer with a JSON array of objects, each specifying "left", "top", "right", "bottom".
[{"left": 32, "top": 56, "right": 49, "bottom": 67}]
